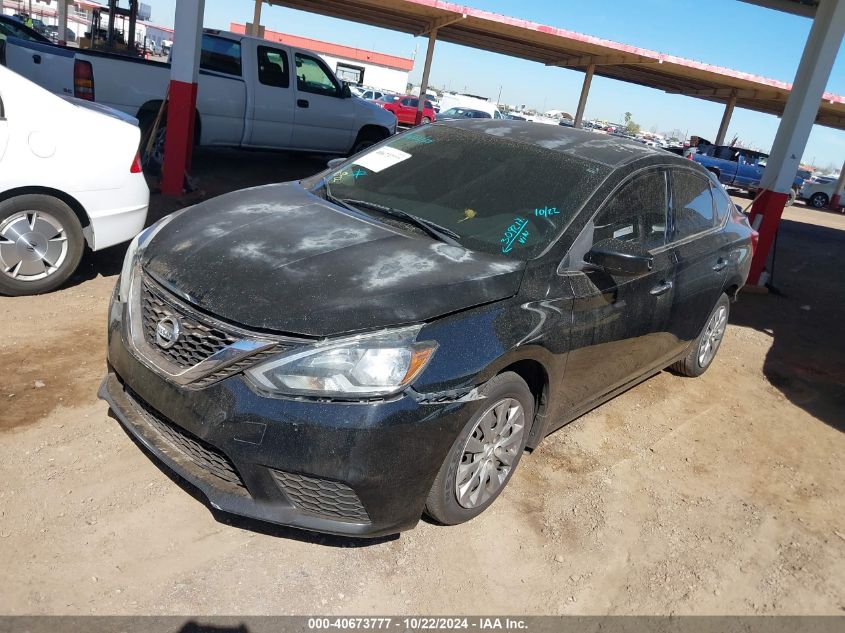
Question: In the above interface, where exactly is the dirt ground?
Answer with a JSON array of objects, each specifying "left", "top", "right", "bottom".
[{"left": 1, "top": 149, "right": 844, "bottom": 615}]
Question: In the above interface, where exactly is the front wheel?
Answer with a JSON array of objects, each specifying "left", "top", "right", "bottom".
[
  {"left": 809, "top": 192, "right": 829, "bottom": 209},
  {"left": 0, "top": 195, "right": 85, "bottom": 296},
  {"left": 350, "top": 128, "right": 389, "bottom": 154},
  {"left": 425, "top": 372, "right": 533, "bottom": 525},
  {"left": 421, "top": 116, "right": 431, "bottom": 124},
  {"left": 671, "top": 293, "right": 730, "bottom": 377}
]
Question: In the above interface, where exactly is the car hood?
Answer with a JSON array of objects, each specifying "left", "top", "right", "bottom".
[{"left": 142, "top": 183, "right": 525, "bottom": 337}]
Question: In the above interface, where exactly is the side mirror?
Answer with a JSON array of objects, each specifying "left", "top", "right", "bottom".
[
  {"left": 341, "top": 83, "right": 352, "bottom": 98},
  {"left": 585, "top": 239, "right": 653, "bottom": 276},
  {"left": 327, "top": 157, "right": 346, "bottom": 168}
]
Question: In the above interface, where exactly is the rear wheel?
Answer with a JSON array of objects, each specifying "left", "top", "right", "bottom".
[
  {"left": 671, "top": 293, "right": 730, "bottom": 377},
  {"left": 139, "top": 113, "right": 166, "bottom": 174},
  {"left": 0, "top": 195, "right": 85, "bottom": 296},
  {"left": 425, "top": 372, "right": 533, "bottom": 525},
  {"left": 809, "top": 192, "right": 829, "bottom": 209}
]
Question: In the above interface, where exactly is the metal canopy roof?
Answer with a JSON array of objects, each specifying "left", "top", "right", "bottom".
[
  {"left": 739, "top": 0, "right": 819, "bottom": 18},
  {"left": 268, "top": 0, "right": 845, "bottom": 130}
]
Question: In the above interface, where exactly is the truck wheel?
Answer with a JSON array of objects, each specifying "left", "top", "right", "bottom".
[
  {"left": 0, "top": 195, "right": 85, "bottom": 296},
  {"left": 809, "top": 192, "right": 829, "bottom": 209},
  {"left": 350, "top": 128, "right": 389, "bottom": 154},
  {"left": 139, "top": 114, "right": 166, "bottom": 175}
]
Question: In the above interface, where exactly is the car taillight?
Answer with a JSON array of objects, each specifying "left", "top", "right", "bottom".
[
  {"left": 750, "top": 229, "right": 759, "bottom": 256},
  {"left": 74, "top": 60, "right": 94, "bottom": 101},
  {"left": 130, "top": 151, "right": 142, "bottom": 174}
]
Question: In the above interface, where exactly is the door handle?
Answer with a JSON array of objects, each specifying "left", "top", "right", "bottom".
[
  {"left": 32, "top": 54, "right": 41, "bottom": 64},
  {"left": 650, "top": 280, "right": 673, "bottom": 296},
  {"left": 712, "top": 259, "right": 728, "bottom": 272},
  {"left": 297, "top": 99, "right": 309, "bottom": 108}
]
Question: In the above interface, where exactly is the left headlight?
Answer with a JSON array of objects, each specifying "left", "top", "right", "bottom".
[
  {"left": 245, "top": 325, "right": 437, "bottom": 399},
  {"left": 116, "top": 208, "right": 188, "bottom": 302}
]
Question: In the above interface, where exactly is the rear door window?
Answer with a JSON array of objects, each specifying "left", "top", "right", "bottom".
[
  {"left": 711, "top": 182, "right": 732, "bottom": 225},
  {"left": 200, "top": 34, "right": 242, "bottom": 76},
  {"left": 257, "top": 45, "right": 289, "bottom": 88},
  {"left": 672, "top": 171, "right": 716, "bottom": 241}
]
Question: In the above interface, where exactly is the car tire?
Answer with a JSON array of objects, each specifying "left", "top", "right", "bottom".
[
  {"left": 0, "top": 195, "right": 85, "bottom": 296},
  {"left": 350, "top": 128, "right": 388, "bottom": 154},
  {"left": 671, "top": 293, "right": 730, "bottom": 377},
  {"left": 809, "top": 192, "right": 829, "bottom": 209},
  {"left": 421, "top": 116, "right": 431, "bottom": 124},
  {"left": 424, "top": 372, "right": 533, "bottom": 525}
]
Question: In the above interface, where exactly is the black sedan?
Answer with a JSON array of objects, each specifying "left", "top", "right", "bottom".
[{"left": 99, "top": 121, "right": 754, "bottom": 536}]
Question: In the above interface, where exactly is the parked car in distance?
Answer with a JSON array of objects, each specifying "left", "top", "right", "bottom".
[
  {"left": 799, "top": 178, "right": 844, "bottom": 209},
  {"left": 0, "top": 66, "right": 149, "bottom": 295},
  {"left": 4, "top": 28, "right": 397, "bottom": 160},
  {"left": 438, "top": 92, "right": 503, "bottom": 119},
  {"left": 358, "top": 88, "right": 386, "bottom": 101},
  {"left": 438, "top": 107, "right": 492, "bottom": 120},
  {"left": 100, "top": 120, "right": 754, "bottom": 536},
  {"left": 377, "top": 94, "right": 437, "bottom": 125},
  {"left": 44, "top": 24, "right": 76, "bottom": 43}
]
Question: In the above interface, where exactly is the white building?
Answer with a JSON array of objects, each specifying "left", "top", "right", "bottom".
[{"left": 231, "top": 23, "right": 413, "bottom": 94}]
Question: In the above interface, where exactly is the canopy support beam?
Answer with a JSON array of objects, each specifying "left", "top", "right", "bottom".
[{"left": 573, "top": 63, "right": 595, "bottom": 129}]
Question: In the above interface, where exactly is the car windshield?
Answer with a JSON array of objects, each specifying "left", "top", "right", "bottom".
[{"left": 317, "top": 125, "right": 609, "bottom": 259}]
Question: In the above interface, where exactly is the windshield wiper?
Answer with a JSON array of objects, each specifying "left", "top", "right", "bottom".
[{"left": 340, "top": 198, "right": 462, "bottom": 245}]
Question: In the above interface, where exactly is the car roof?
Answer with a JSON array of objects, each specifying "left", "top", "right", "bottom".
[{"left": 436, "top": 119, "right": 687, "bottom": 168}]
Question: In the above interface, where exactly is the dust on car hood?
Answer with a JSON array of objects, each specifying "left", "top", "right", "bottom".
[{"left": 142, "top": 182, "right": 525, "bottom": 337}]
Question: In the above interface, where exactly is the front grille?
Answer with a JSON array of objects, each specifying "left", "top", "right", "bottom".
[
  {"left": 271, "top": 470, "right": 370, "bottom": 524},
  {"left": 125, "top": 386, "right": 247, "bottom": 493},
  {"left": 141, "top": 278, "right": 237, "bottom": 368}
]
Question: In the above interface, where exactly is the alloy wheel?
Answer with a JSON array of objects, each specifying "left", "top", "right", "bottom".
[
  {"left": 698, "top": 305, "right": 727, "bottom": 368},
  {"left": 810, "top": 193, "right": 828, "bottom": 209},
  {"left": 0, "top": 211, "right": 69, "bottom": 282},
  {"left": 455, "top": 397, "right": 525, "bottom": 509}
]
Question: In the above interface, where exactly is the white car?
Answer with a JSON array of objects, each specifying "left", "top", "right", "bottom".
[
  {"left": 799, "top": 178, "right": 843, "bottom": 209},
  {"left": 0, "top": 66, "right": 149, "bottom": 295}
]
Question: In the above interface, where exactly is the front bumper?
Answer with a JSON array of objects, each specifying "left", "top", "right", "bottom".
[{"left": 100, "top": 307, "right": 480, "bottom": 537}]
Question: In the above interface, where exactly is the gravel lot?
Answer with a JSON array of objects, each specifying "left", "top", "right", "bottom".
[{"left": 1, "top": 149, "right": 843, "bottom": 615}]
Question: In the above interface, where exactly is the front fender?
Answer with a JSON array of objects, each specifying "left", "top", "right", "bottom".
[{"left": 413, "top": 298, "right": 568, "bottom": 413}]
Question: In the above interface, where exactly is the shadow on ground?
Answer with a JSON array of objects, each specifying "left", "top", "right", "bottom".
[{"left": 731, "top": 216, "right": 845, "bottom": 433}]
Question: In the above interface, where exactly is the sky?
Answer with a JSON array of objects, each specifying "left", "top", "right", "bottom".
[{"left": 146, "top": 0, "right": 845, "bottom": 171}]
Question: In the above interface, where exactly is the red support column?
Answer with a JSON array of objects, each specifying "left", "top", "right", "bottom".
[
  {"left": 747, "top": 190, "right": 790, "bottom": 285},
  {"left": 160, "top": 0, "right": 205, "bottom": 196},
  {"left": 745, "top": 0, "right": 845, "bottom": 285},
  {"left": 161, "top": 81, "right": 198, "bottom": 194}
]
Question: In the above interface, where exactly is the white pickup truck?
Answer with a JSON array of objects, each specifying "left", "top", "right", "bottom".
[{"left": 3, "top": 29, "right": 397, "bottom": 158}]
